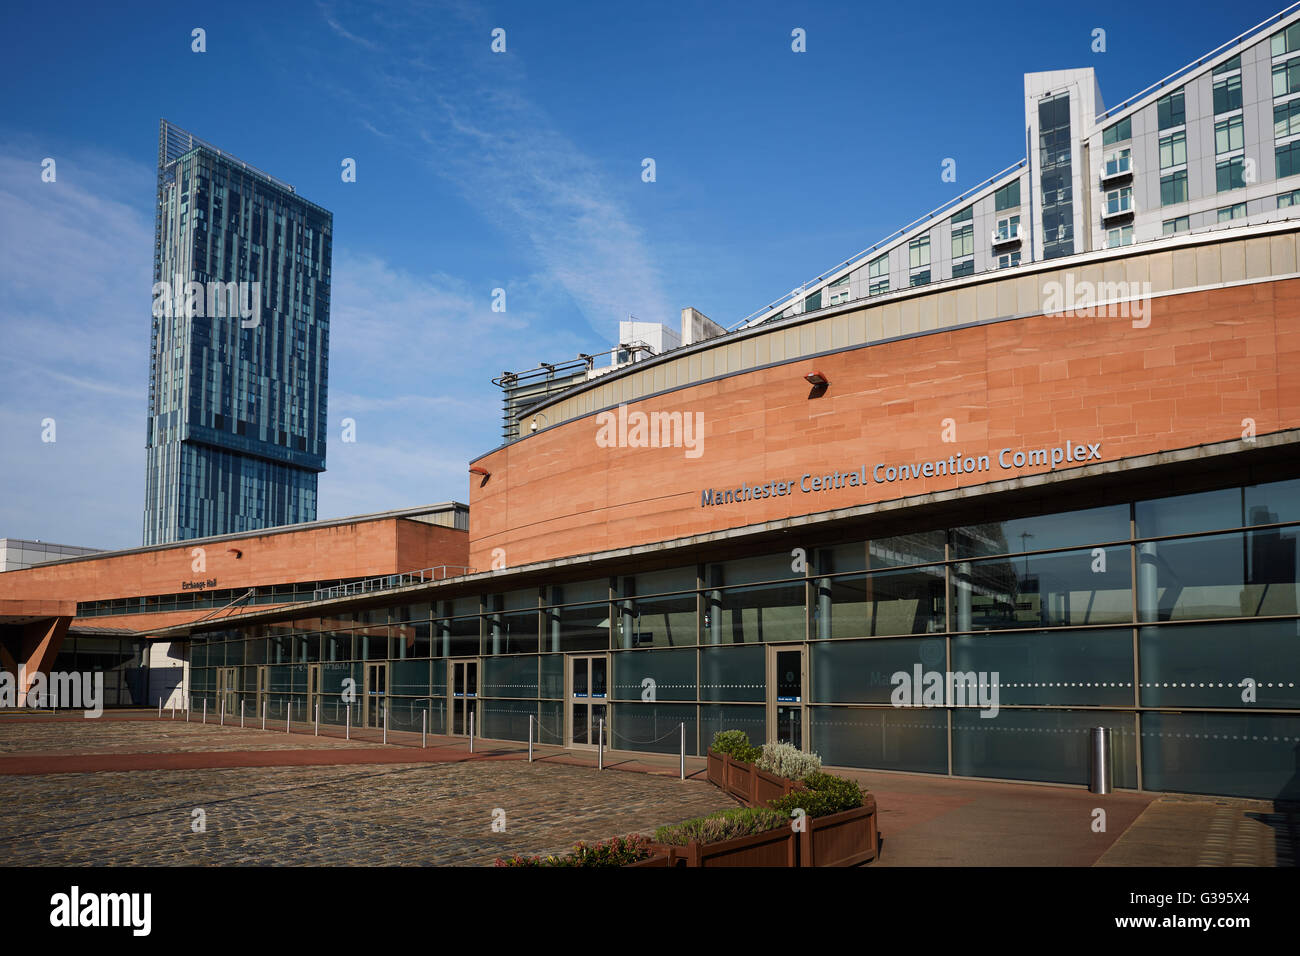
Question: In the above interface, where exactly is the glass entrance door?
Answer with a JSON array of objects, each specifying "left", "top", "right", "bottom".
[
  {"left": 364, "top": 662, "right": 386, "bottom": 729},
  {"left": 306, "top": 664, "right": 321, "bottom": 722},
  {"left": 767, "top": 645, "right": 806, "bottom": 750},
  {"left": 255, "top": 665, "right": 268, "bottom": 717},
  {"left": 450, "top": 659, "right": 478, "bottom": 736},
  {"left": 568, "top": 655, "right": 609, "bottom": 749},
  {"left": 216, "top": 667, "right": 238, "bottom": 716}
]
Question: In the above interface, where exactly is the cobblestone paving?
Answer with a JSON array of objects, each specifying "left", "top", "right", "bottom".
[
  {"left": 0, "top": 718, "right": 378, "bottom": 755},
  {"left": 0, "top": 760, "right": 736, "bottom": 866}
]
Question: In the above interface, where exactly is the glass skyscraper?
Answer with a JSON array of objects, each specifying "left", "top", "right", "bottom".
[{"left": 144, "top": 120, "right": 332, "bottom": 546}]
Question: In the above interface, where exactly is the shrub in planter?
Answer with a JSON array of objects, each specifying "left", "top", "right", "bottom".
[
  {"left": 495, "top": 834, "right": 652, "bottom": 867},
  {"left": 710, "top": 729, "right": 761, "bottom": 764},
  {"left": 653, "top": 807, "right": 789, "bottom": 846},
  {"left": 754, "top": 741, "right": 822, "bottom": 780},
  {"left": 767, "top": 772, "right": 864, "bottom": 818}
]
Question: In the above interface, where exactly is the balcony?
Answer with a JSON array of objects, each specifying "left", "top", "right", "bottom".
[
  {"left": 1100, "top": 192, "right": 1136, "bottom": 224},
  {"left": 1098, "top": 157, "right": 1135, "bottom": 185},
  {"left": 991, "top": 224, "right": 1024, "bottom": 248}
]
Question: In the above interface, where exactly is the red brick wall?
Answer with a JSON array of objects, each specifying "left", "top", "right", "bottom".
[
  {"left": 470, "top": 280, "right": 1300, "bottom": 568},
  {"left": 0, "top": 518, "right": 469, "bottom": 609}
]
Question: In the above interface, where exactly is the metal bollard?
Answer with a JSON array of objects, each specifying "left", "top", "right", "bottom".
[
  {"left": 287, "top": 701, "right": 292, "bottom": 734},
  {"left": 422, "top": 710, "right": 427, "bottom": 749},
  {"left": 315, "top": 702, "right": 319, "bottom": 737},
  {"left": 598, "top": 717, "right": 604, "bottom": 771},
  {"left": 240, "top": 700, "right": 245, "bottom": 728},
  {"left": 346, "top": 704, "right": 350, "bottom": 740},
  {"left": 262, "top": 700, "right": 266, "bottom": 731},
  {"left": 382, "top": 705, "right": 387, "bottom": 745},
  {"left": 469, "top": 712, "right": 474, "bottom": 753},
  {"left": 202, "top": 700, "right": 206, "bottom": 725},
  {"left": 680, "top": 722, "right": 686, "bottom": 781},
  {"left": 1089, "top": 726, "right": 1113, "bottom": 794},
  {"left": 220, "top": 700, "right": 224, "bottom": 726},
  {"left": 528, "top": 714, "right": 534, "bottom": 763},
  {"left": 158, "top": 697, "right": 163, "bottom": 718}
]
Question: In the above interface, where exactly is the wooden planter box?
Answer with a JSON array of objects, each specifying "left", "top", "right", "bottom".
[
  {"left": 667, "top": 826, "right": 799, "bottom": 867},
  {"left": 706, "top": 749, "right": 803, "bottom": 808},
  {"left": 624, "top": 852, "right": 675, "bottom": 867},
  {"left": 798, "top": 795, "right": 878, "bottom": 867}
]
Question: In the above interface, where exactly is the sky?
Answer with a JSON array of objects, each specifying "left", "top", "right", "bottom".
[{"left": 0, "top": 0, "right": 1287, "bottom": 549}]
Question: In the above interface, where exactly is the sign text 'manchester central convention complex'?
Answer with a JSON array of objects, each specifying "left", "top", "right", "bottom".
[{"left": 4, "top": 8, "right": 1300, "bottom": 801}]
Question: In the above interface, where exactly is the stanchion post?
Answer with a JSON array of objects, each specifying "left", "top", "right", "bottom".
[
  {"left": 528, "top": 714, "right": 534, "bottom": 763},
  {"left": 422, "top": 710, "right": 427, "bottom": 749},
  {"left": 346, "top": 703, "right": 350, "bottom": 741},
  {"left": 202, "top": 700, "right": 207, "bottom": 725},
  {"left": 240, "top": 699, "right": 245, "bottom": 729},
  {"left": 598, "top": 717, "right": 604, "bottom": 771},
  {"left": 383, "top": 701, "right": 388, "bottom": 745},
  {"left": 287, "top": 701, "right": 291, "bottom": 734},
  {"left": 315, "top": 702, "right": 319, "bottom": 737},
  {"left": 680, "top": 722, "right": 685, "bottom": 781},
  {"left": 261, "top": 700, "right": 266, "bottom": 731},
  {"left": 469, "top": 711, "right": 474, "bottom": 753},
  {"left": 158, "top": 697, "right": 163, "bottom": 718}
]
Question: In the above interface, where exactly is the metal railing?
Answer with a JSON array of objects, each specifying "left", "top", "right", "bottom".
[
  {"left": 727, "top": 158, "right": 1029, "bottom": 331},
  {"left": 1097, "top": 2, "right": 1300, "bottom": 121},
  {"left": 312, "top": 565, "right": 476, "bottom": 602}
]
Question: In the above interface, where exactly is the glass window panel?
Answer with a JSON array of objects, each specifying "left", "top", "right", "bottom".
[
  {"left": 704, "top": 579, "right": 804, "bottom": 643},
  {"left": 543, "top": 602, "right": 607, "bottom": 652},
  {"left": 612, "top": 647, "right": 695, "bottom": 701},
  {"left": 952, "top": 629, "right": 1133, "bottom": 707},
  {"left": 953, "top": 503, "right": 1130, "bottom": 558},
  {"left": 810, "top": 706, "right": 948, "bottom": 774},
  {"left": 610, "top": 702, "right": 697, "bottom": 755},
  {"left": 1245, "top": 477, "right": 1300, "bottom": 525},
  {"left": 1137, "top": 529, "right": 1299, "bottom": 621},
  {"left": 1136, "top": 487, "right": 1240, "bottom": 537},
  {"left": 811, "top": 636, "right": 946, "bottom": 703},
  {"left": 489, "top": 609, "right": 539, "bottom": 654},
  {"left": 815, "top": 565, "right": 947, "bottom": 638},
  {"left": 388, "top": 659, "right": 430, "bottom": 696},
  {"left": 617, "top": 565, "right": 696, "bottom": 597},
  {"left": 617, "top": 591, "right": 695, "bottom": 648},
  {"left": 539, "top": 654, "right": 564, "bottom": 698},
  {"left": 480, "top": 699, "right": 535, "bottom": 741},
  {"left": 699, "top": 644, "right": 765, "bottom": 701},
  {"left": 390, "top": 620, "right": 431, "bottom": 658},
  {"left": 1139, "top": 619, "right": 1300, "bottom": 708},
  {"left": 1141, "top": 712, "right": 1300, "bottom": 800},
  {"left": 957, "top": 546, "right": 1132, "bottom": 630},
  {"left": 699, "top": 704, "right": 765, "bottom": 752},
  {"left": 953, "top": 709, "right": 1137, "bottom": 787},
  {"left": 437, "top": 615, "right": 480, "bottom": 657},
  {"left": 481, "top": 655, "right": 538, "bottom": 698}
]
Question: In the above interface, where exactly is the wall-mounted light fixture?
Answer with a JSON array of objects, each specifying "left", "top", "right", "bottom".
[
  {"left": 804, "top": 370, "right": 829, "bottom": 387},
  {"left": 226, "top": 548, "right": 243, "bottom": 559},
  {"left": 469, "top": 465, "right": 491, "bottom": 487}
]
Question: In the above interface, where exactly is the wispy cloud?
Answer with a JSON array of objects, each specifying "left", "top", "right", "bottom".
[{"left": 314, "top": 0, "right": 675, "bottom": 342}]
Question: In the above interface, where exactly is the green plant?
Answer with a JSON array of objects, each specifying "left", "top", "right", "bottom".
[
  {"left": 755, "top": 741, "right": 822, "bottom": 780},
  {"left": 768, "top": 771, "right": 864, "bottom": 818},
  {"left": 495, "top": 834, "right": 653, "bottom": 867},
  {"left": 653, "top": 807, "right": 789, "bottom": 846},
  {"left": 710, "top": 729, "right": 761, "bottom": 763}
]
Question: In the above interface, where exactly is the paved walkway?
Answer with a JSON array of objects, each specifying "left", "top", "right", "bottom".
[{"left": 0, "top": 713, "right": 1293, "bottom": 866}]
